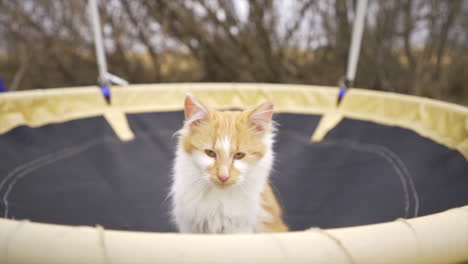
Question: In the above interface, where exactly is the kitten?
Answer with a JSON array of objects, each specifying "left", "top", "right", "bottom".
[{"left": 170, "top": 94, "right": 288, "bottom": 233}]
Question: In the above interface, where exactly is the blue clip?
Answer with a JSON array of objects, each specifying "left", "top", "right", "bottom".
[
  {"left": 99, "top": 85, "right": 110, "bottom": 101},
  {"left": 338, "top": 88, "right": 347, "bottom": 103},
  {"left": 0, "top": 76, "right": 6, "bottom": 92}
]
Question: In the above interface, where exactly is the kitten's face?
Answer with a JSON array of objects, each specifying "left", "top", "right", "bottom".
[{"left": 180, "top": 95, "right": 274, "bottom": 187}]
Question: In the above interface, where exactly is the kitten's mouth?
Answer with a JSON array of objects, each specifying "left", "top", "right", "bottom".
[
  {"left": 214, "top": 181, "right": 233, "bottom": 188},
  {"left": 210, "top": 178, "right": 236, "bottom": 188}
]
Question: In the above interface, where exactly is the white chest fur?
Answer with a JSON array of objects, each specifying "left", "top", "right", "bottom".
[{"left": 170, "top": 148, "right": 272, "bottom": 233}]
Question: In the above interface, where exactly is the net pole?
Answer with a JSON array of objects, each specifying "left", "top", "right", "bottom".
[
  {"left": 89, "top": 0, "right": 109, "bottom": 87},
  {"left": 345, "top": 0, "right": 368, "bottom": 87}
]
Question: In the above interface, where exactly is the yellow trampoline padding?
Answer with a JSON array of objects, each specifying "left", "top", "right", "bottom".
[
  {"left": 0, "top": 83, "right": 467, "bottom": 159},
  {"left": 0, "top": 205, "right": 466, "bottom": 264},
  {"left": 0, "top": 87, "right": 107, "bottom": 135},
  {"left": 340, "top": 89, "right": 468, "bottom": 159},
  {"left": 110, "top": 83, "right": 339, "bottom": 114}
]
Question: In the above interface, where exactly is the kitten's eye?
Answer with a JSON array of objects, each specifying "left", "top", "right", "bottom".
[
  {"left": 233, "top": 152, "right": 246, "bottom": 160},
  {"left": 204, "top": 149, "right": 216, "bottom": 158}
]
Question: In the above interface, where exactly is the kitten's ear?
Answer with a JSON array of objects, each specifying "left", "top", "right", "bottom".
[
  {"left": 248, "top": 101, "right": 274, "bottom": 132},
  {"left": 184, "top": 93, "right": 208, "bottom": 126}
]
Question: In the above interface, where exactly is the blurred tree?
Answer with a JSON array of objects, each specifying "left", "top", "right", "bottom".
[{"left": 0, "top": 0, "right": 466, "bottom": 104}]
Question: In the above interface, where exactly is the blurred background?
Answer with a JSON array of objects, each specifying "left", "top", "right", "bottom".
[{"left": 0, "top": 0, "right": 467, "bottom": 105}]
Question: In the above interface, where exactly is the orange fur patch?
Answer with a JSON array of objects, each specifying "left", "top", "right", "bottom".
[
  {"left": 261, "top": 184, "right": 289, "bottom": 232},
  {"left": 182, "top": 109, "right": 267, "bottom": 186}
]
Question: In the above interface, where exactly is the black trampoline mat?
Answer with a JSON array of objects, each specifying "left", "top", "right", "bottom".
[{"left": 0, "top": 112, "right": 467, "bottom": 232}]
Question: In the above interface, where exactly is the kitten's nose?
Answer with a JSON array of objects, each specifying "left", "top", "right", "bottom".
[{"left": 217, "top": 175, "right": 229, "bottom": 183}]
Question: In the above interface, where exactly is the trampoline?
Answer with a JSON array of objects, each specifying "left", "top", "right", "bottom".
[
  {"left": 0, "top": 83, "right": 467, "bottom": 263},
  {"left": 0, "top": 0, "right": 467, "bottom": 262}
]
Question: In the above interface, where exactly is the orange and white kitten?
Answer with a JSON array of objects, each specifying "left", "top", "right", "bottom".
[{"left": 170, "top": 94, "right": 288, "bottom": 234}]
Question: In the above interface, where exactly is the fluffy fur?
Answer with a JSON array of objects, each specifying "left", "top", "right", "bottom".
[{"left": 170, "top": 94, "right": 288, "bottom": 233}]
